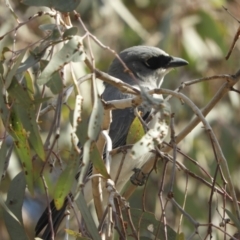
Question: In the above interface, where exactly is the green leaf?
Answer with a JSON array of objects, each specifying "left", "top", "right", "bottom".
[
  {"left": 21, "top": 0, "right": 81, "bottom": 12},
  {"left": 46, "top": 71, "right": 64, "bottom": 94},
  {"left": 65, "top": 229, "right": 91, "bottom": 239},
  {"left": 75, "top": 192, "right": 101, "bottom": 240},
  {"left": 74, "top": 104, "right": 91, "bottom": 146},
  {"left": 78, "top": 95, "right": 104, "bottom": 186},
  {"left": 8, "top": 78, "right": 45, "bottom": 161},
  {"left": 39, "top": 23, "right": 61, "bottom": 32},
  {"left": 225, "top": 209, "right": 240, "bottom": 232},
  {"left": 90, "top": 143, "right": 110, "bottom": 179},
  {"left": 37, "top": 36, "right": 85, "bottom": 85},
  {"left": 123, "top": 208, "right": 177, "bottom": 240},
  {"left": 0, "top": 61, "right": 4, "bottom": 75},
  {"left": 63, "top": 27, "right": 78, "bottom": 39},
  {"left": 1, "top": 47, "right": 11, "bottom": 61},
  {"left": 5, "top": 49, "right": 27, "bottom": 89},
  {"left": 88, "top": 95, "right": 104, "bottom": 142},
  {"left": 8, "top": 77, "right": 33, "bottom": 106},
  {"left": 0, "top": 140, "right": 8, "bottom": 183},
  {"left": 0, "top": 76, "right": 9, "bottom": 124},
  {"left": 8, "top": 107, "right": 34, "bottom": 194},
  {"left": 126, "top": 116, "right": 145, "bottom": 144},
  {"left": 16, "top": 47, "right": 46, "bottom": 75},
  {"left": 176, "top": 232, "right": 185, "bottom": 240},
  {"left": 22, "top": 71, "right": 34, "bottom": 99},
  {"left": 39, "top": 24, "right": 65, "bottom": 41},
  {"left": 54, "top": 148, "right": 80, "bottom": 210},
  {"left": 3, "top": 172, "right": 28, "bottom": 240},
  {"left": 0, "top": 195, "right": 20, "bottom": 224}
]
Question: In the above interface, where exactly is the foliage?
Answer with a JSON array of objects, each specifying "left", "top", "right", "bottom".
[{"left": 0, "top": 0, "right": 240, "bottom": 240}]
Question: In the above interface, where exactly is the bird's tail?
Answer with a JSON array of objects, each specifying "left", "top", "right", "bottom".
[{"left": 35, "top": 197, "right": 69, "bottom": 240}]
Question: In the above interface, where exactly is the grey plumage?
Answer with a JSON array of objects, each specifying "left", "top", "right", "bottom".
[
  {"left": 103, "top": 46, "right": 188, "bottom": 149},
  {"left": 35, "top": 46, "right": 188, "bottom": 239}
]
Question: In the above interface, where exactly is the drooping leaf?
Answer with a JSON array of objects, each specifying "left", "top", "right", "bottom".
[
  {"left": 0, "top": 195, "right": 20, "bottom": 224},
  {"left": 65, "top": 229, "right": 91, "bottom": 239},
  {"left": 16, "top": 47, "right": 46, "bottom": 75},
  {"left": 53, "top": 148, "right": 80, "bottom": 210},
  {"left": 21, "top": 0, "right": 81, "bottom": 12},
  {"left": 8, "top": 107, "right": 34, "bottom": 194},
  {"left": 37, "top": 36, "right": 85, "bottom": 85},
  {"left": 88, "top": 95, "right": 104, "bottom": 142},
  {"left": 90, "top": 143, "right": 110, "bottom": 179},
  {"left": 22, "top": 71, "right": 34, "bottom": 99},
  {"left": 63, "top": 27, "right": 78, "bottom": 39},
  {"left": 46, "top": 71, "right": 64, "bottom": 94},
  {"left": 0, "top": 140, "right": 7, "bottom": 183},
  {"left": 225, "top": 209, "right": 240, "bottom": 232},
  {"left": 39, "top": 23, "right": 63, "bottom": 32},
  {"left": 75, "top": 192, "right": 101, "bottom": 240},
  {"left": 126, "top": 116, "right": 145, "bottom": 145},
  {"left": 176, "top": 232, "right": 185, "bottom": 240},
  {"left": 5, "top": 49, "right": 27, "bottom": 89},
  {"left": 123, "top": 208, "right": 177, "bottom": 240},
  {"left": 8, "top": 78, "right": 45, "bottom": 161},
  {"left": 1, "top": 47, "right": 11, "bottom": 61},
  {"left": 78, "top": 95, "right": 104, "bottom": 186},
  {"left": 0, "top": 76, "right": 9, "bottom": 124},
  {"left": 3, "top": 172, "right": 28, "bottom": 240},
  {"left": 0, "top": 61, "right": 4, "bottom": 75}
]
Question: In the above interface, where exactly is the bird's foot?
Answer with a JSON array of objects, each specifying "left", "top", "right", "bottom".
[{"left": 130, "top": 168, "right": 148, "bottom": 186}]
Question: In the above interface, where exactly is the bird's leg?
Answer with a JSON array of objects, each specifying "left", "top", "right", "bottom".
[{"left": 130, "top": 168, "right": 149, "bottom": 186}]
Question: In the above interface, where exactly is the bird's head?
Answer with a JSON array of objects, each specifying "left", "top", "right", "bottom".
[{"left": 108, "top": 46, "right": 188, "bottom": 89}]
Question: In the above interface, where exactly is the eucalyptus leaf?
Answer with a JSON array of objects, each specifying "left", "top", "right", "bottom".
[
  {"left": 126, "top": 116, "right": 145, "bottom": 145},
  {"left": 90, "top": 143, "right": 110, "bottom": 179},
  {"left": 5, "top": 49, "right": 27, "bottom": 89},
  {"left": 37, "top": 36, "right": 85, "bottom": 85},
  {"left": 8, "top": 78, "right": 45, "bottom": 161},
  {"left": 225, "top": 209, "right": 240, "bottom": 232},
  {"left": 22, "top": 71, "right": 34, "bottom": 99},
  {"left": 0, "top": 76, "right": 9, "bottom": 128},
  {"left": 3, "top": 172, "right": 28, "bottom": 240},
  {"left": 54, "top": 148, "right": 80, "bottom": 210},
  {"left": 88, "top": 96, "right": 104, "bottom": 141},
  {"left": 78, "top": 95, "right": 104, "bottom": 186},
  {"left": 0, "top": 140, "right": 7, "bottom": 183},
  {"left": 46, "top": 71, "right": 64, "bottom": 94},
  {"left": 0, "top": 61, "right": 4, "bottom": 75},
  {"left": 176, "top": 232, "right": 185, "bottom": 240},
  {"left": 39, "top": 24, "right": 62, "bottom": 32},
  {"left": 75, "top": 192, "right": 101, "bottom": 240},
  {"left": 123, "top": 208, "right": 177, "bottom": 240},
  {"left": 8, "top": 107, "right": 34, "bottom": 194},
  {"left": 16, "top": 47, "right": 46, "bottom": 75},
  {"left": 63, "top": 27, "right": 78, "bottom": 38}
]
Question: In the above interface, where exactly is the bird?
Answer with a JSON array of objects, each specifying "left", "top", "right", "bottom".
[{"left": 35, "top": 46, "right": 188, "bottom": 239}]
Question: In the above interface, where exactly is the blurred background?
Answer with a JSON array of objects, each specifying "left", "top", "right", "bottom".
[{"left": 0, "top": 0, "right": 240, "bottom": 239}]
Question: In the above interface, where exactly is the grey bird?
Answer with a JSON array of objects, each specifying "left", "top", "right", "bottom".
[{"left": 35, "top": 46, "right": 188, "bottom": 239}]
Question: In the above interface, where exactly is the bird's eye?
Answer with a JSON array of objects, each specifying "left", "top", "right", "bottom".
[{"left": 145, "top": 55, "right": 172, "bottom": 69}]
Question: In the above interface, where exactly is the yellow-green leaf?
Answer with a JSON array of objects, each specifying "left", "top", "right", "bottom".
[
  {"left": 8, "top": 108, "right": 34, "bottom": 194},
  {"left": 126, "top": 116, "right": 145, "bottom": 145},
  {"left": 8, "top": 78, "right": 45, "bottom": 161},
  {"left": 54, "top": 148, "right": 80, "bottom": 210},
  {"left": 90, "top": 143, "right": 110, "bottom": 179}
]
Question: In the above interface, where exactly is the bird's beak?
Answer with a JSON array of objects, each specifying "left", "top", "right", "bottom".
[{"left": 166, "top": 56, "right": 188, "bottom": 68}]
